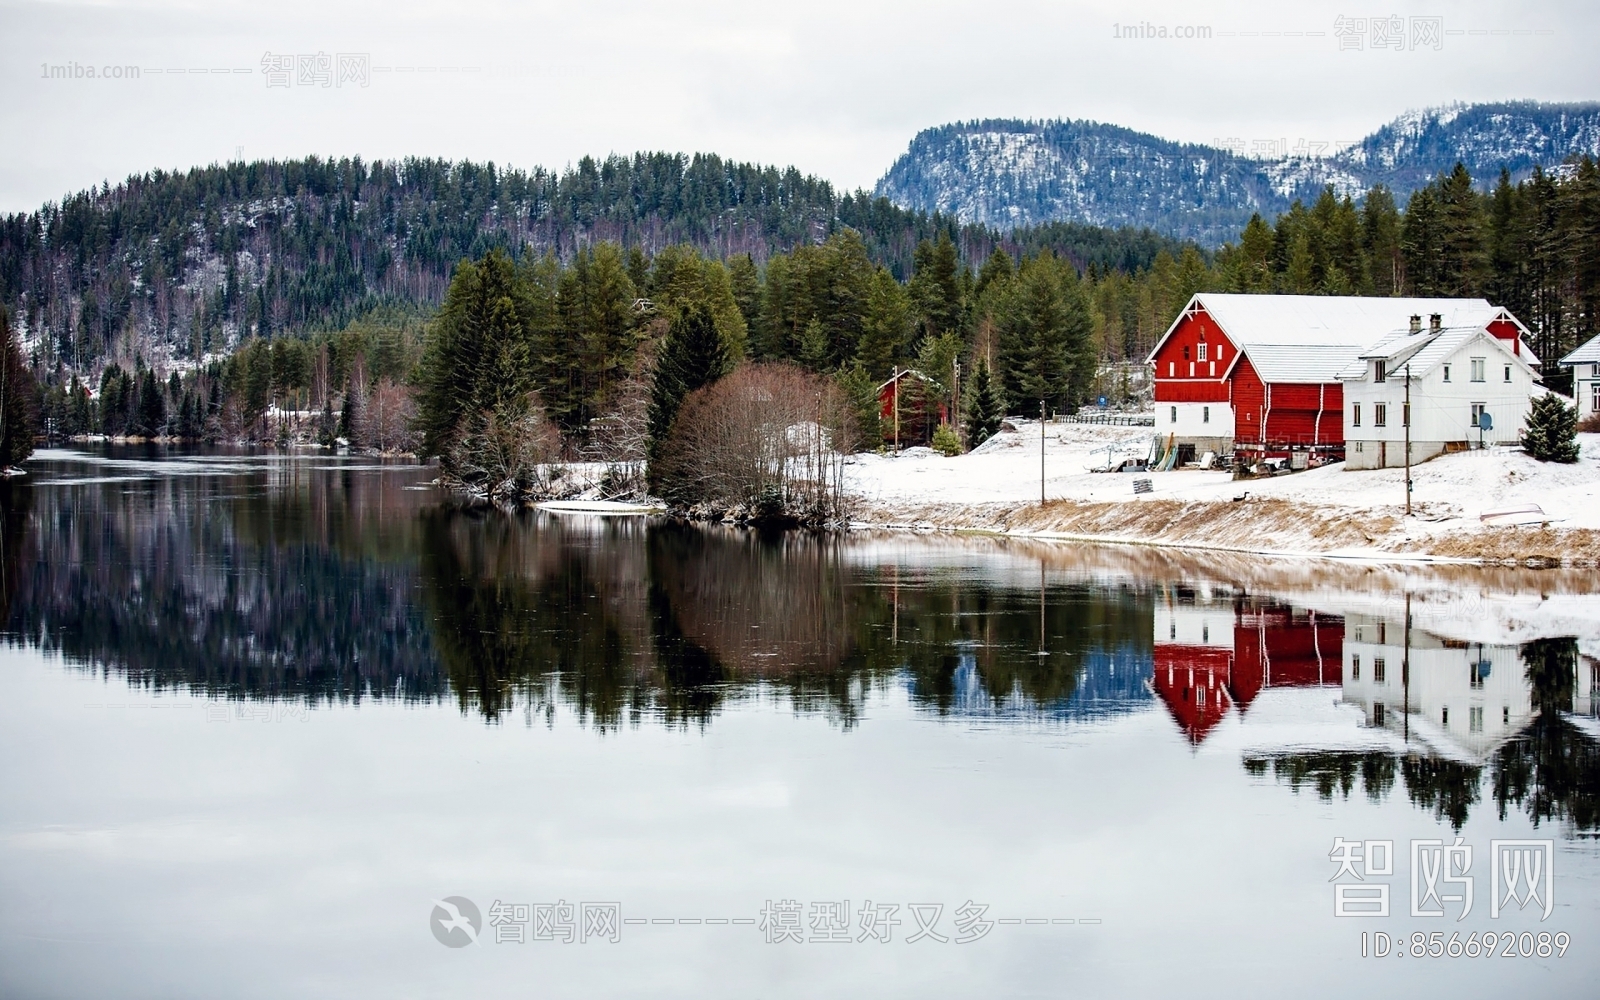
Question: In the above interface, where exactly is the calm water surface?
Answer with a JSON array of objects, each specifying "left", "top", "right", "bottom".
[{"left": 1, "top": 447, "right": 1597, "bottom": 999}]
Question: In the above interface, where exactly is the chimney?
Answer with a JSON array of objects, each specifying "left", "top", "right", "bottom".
[
  {"left": 1409, "top": 314, "right": 1421, "bottom": 334},
  {"left": 1429, "top": 313, "right": 1442, "bottom": 332}
]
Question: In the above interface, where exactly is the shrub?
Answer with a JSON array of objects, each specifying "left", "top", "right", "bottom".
[
  {"left": 1578, "top": 410, "right": 1600, "bottom": 434},
  {"left": 1522, "top": 392, "right": 1580, "bottom": 463},
  {"left": 931, "top": 422, "right": 963, "bottom": 456}
]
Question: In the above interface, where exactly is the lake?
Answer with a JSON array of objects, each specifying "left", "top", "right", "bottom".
[{"left": 1, "top": 447, "right": 1596, "bottom": 999}]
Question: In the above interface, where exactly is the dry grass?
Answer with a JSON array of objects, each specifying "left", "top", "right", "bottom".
[{"left": 855, "top": 496, "right": 1600, "bottom": 567}]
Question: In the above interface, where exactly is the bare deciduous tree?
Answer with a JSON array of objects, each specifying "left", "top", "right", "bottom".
[{"left": 651, "top": 363, "right": 856, "bottom": 524}]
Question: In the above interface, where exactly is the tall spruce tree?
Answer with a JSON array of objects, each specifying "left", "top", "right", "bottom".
[
  {"left": 0, "top": 309, "right": 37, "bottom": 468},
  {"left": 962, "top": 356, "right": 1003, "bottom": 446},
  {"left": 647, "top": 301, "right": 730, "bottom": 463}
]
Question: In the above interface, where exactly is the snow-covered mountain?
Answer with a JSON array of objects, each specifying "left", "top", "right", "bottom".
[{"left": 874, "top": 102, "right": 1600, "bottom": 246}]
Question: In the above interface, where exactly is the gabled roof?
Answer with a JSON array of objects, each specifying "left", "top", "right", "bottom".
[
  {"left": 1560, "top": 333, "right": 1600, "bottom": 367},
  {"left": 1148, "top": 294, "right": 1501, "bottom": 361},
  {"left": 1339, "top": 325, "right": 1541, "bottom": 381}
]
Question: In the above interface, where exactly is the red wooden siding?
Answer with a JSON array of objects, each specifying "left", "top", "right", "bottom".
[{"left": 1151, "top": 308, "right": 1234, "bottom": 402}]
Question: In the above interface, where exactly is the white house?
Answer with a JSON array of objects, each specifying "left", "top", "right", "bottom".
[
  {"left": 1337, "top": 309, "right": 1541, "bottom": 470},
  {"left": 1559, "top": 333, "right": 1600, "bottom": 420}
]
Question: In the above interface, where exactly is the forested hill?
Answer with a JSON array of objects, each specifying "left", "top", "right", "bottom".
[
  {"left": 0, "top": 153, "right": 1190, "bottom": 374},
  {"left": 876, "top": 101, "right": 1600, "bottom": 245}
]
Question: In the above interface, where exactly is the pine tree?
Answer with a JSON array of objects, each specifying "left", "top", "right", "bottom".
[
  {"left": 963, "top": 356, "right": 1002, "bottom": 446},
  {"left": 136, "top": 368, "right": 166, "bottom": 437},
  {"left": 909, "top": 232, "right": 965, "bottom": 338},
  {"left": 854, "top": 267, "right": 911, "bottom": 379},
  {"left": 1522, "top": 392, "right": 1580, "bottom": 463},
  {"left": 647, "top": 301, "right": 730, "bottom": 462},
  {"left": 0, "top": 309, "right": 37, "bottom": 468}
]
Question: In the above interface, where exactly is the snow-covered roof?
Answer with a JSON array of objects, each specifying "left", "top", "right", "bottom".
[
  {"left": 1249, "top": 345, "right": 1364, "bottom": 384},
  {"left": 1560, "top": 333, "right": 1600, "bottom": 366},
  {"left": 1167, "top": 294, "right": 1501, "bottom": 352},
  {"left": 1339, "top": 324, "right": 1542, "bottom": 380}
]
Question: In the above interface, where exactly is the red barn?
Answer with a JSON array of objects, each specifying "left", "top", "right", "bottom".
[
  {"left": 1146, "top": 294, "right": 1505, "bottom": 465},
  {"left": 876, "top": 368, "right": 948, "bottom": 448}
]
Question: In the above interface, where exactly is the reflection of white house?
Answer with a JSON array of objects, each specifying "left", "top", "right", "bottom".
[
  {"left": 1338, "top": 310, "right": 1541, "bottom": 470},
  {"left": 1339, "top": 614, "right": 1532, "bottom": 762},
  {"left": 1560, "top": 333, "right": 1600, "bottom": 420}
]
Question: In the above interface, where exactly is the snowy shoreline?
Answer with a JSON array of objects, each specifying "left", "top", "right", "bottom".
[{"left": 841, "top": 421, "right": 1600, "bottom": 567}]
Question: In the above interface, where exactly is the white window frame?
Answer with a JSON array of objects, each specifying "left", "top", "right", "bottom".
[
  {"left": 1197, "top": 342, "right": 1208, "bottom": 362},
  {"left": 1503, "top": 364, "right": 1512, "bottom": 383},
  {"left": 1374, "top": 403, "right": 1387, "bottom": 428},
  {"left": 1351, "top": 402, "right": 1361, "bottom": 427},
  {"left": 1470, "top": 357, "right": 1485, "bottom": 382},
  {"left": 1442, "top": 364, "right": 1451, "bottom": 382}
]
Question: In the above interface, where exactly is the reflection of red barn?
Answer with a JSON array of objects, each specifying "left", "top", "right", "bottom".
[
  {"left": 1151, "top": 600, "right": 1343, "bottom": 745},
  {"left": 876, "top": 369, "right": 948, "bottom": 447}
]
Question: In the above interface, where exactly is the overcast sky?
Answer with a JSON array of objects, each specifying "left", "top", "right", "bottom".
[{"left": 2, "top": 0, "right": 1597, "bottom": 213}]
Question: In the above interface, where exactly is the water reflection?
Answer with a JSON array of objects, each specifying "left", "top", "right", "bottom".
[{"left": 2, "top": 447, "right": 1598, "bottom": 832}]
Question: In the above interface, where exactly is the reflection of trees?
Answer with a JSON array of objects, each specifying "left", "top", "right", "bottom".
[
  {"left": 1491, "top": 638, "right": 1600, "bottom": 830},
  {"left": 1244, "top": 753, "right": 1398, "bottom": 804},
  {"left": 1244, "top": 638, "right": 1600, "bottom": 831},
  {"left": 4, "top": 459, "right": 441, "bottom": 702},
  {"left": 416, "top": 514, "right": 1156, "bottom": 726}
]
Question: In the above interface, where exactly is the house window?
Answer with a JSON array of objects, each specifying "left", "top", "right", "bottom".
[
  {"left": 1374, "top": 657, "right": 1386, "bottom": 684},
  {"left": 1203, "top": 406, "right": 1210, "bottom": 424},
  {"left": 1374, "top": 703, "right": 1386, "bottom": 726},
  {"left": 1374, "top": 403, "right": 1387, "bottom": 427},
  {"left": 1351, "top": 654, "right": 1360, "bottom": 680},
  {"left": 1374, "top": 360, "right": 1387, "bottom": 383},
  {"left": 1351, "top": 402, "right": 1361, "bottom": 427},
  {"left": 1354, "top": 441, "right": 1364, "bottom": 452},
  {"left": 1170, "top": 406, "right": 1178, "bottom": 424},
  {"left": 1593, "top": 364, "right": 1600, "bottom": 378},
  {"left": 1470, "top": 706, "right": 1483, "bottom": 733},
  {"left": 1471, "top": 403, "right": 1486, "bottom": 430},
  {"left": 1402, "top": 402, "right": 1409, "bottom": 428},
  {"left": 1470, "top": 357, "right": 1485, "bottom": 382},
  {"left": 1442, "top": 706, "right": 1449, "bottom": 727},
  {"left": 1592, "top": 383, "right": 1600, "bottom": 413},
  {"left": 1197, "top": 342, "right": 1208, "bottom": 362},
  {"left": 1443, "top": 364, "right": 1451, "bottom": 382},
  {"left": 1504, "top": 365, "right": 1512, "bottom": 383}
]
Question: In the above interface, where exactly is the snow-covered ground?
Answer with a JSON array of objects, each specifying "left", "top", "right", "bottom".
[{"left": 842, "top": 421, "right": 1600, "bottom": 561}]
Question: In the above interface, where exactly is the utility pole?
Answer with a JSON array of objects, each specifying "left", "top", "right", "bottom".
[
  {"left": 892, "top": 366, "right": 900, "bottom": 454},
  {"left": 1040, "top": 400, "right": 1046, "bottom": 505},
  {"left": 1403, "top": 362, "right": 1412, "bottom": 517}
]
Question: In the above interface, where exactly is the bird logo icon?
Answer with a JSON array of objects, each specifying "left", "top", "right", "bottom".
[{"left": 430, "top": 896, "right": 482, "bottom": 947}]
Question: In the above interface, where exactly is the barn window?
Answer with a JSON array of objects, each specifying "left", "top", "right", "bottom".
[
  {"left": 1470, "top": 358, "right": 1485, "bottom": 382},
  {"left": 1183, "top": 346, "right": 1191, "bottom": 360},
  {"left": 1189, "top": 362, "right": 1195, "bottom": 376},
  {"left": 1197, "top": 342, "right": 1208, "bottom": 362},
  {"left": 1442, "top": 364, "right": 1451, "bottom": 382},
  {"left": 1351, "top": 403, "right": 1361, "bottom": 427},
  {"left": 1168, "top": 362, "right": 1175, "bottom": 377},
  {"left": 1216, "top": 344, "right": 1224, "bottom": 362},
  {"left": 1374, "top": 403, "right": 1387, "bottom": 427},
  {"left": 1209, "top": 362, "right": 1215, "bottom": 377}
]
